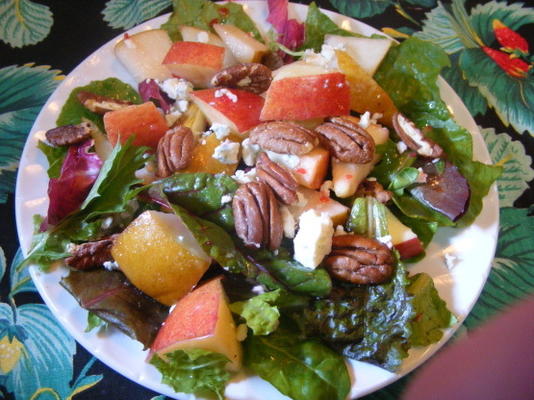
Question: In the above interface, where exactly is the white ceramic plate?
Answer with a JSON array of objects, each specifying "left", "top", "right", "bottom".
[{"left": 15, "top": 2, "right": 499, "bottom": 399}]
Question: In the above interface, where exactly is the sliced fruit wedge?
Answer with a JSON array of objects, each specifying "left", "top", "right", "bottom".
[{"left": 213, "top": 23, "right": 268, "bottom": 63}]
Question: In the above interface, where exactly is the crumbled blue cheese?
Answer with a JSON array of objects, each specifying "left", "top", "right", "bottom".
[
  {"left": 213, "top": 139, "right": 240, "bottom": 164},
  {"left": 358, "top": 111, "right": 383, "bottom": 129},
  {"left": 377, "top": 234, "right": 393, "bottom": 248},
  {"left": 210, "top": 123, "right": 231, "bottom": 140},
  {"left": 232, "top": 168, "right": 257, "bottom": 184},
  {"left": 241, "top": 138, "right": 261, "bottom": 166},
  {"left": 265, "top": 150, "right": 300, "bottom": 170},
  {"left": 159, "top": 78, "right": 192, "bottom": 101},
  {"left": 220, "top": 194, "right": 233, "bottom": 204},
  {"left": 303, "top": 44, "right": 341, "bottom": 70},
  {"left": 214, "top": 88, "right": 238, "bottom": 103},
  {"left": 443, "top": 252, "right": 458, "bottom": 270},
  {"left": 293, "top": 210, "right": 334, "bottom": 269},
  {"left": 396, "top": 140, "right": 408, "bottom": 154},
  {"left": 103, "top": 261, "right": 119, "bottom": 271}
]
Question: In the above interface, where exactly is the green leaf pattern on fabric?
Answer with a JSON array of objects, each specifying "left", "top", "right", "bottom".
[
  {"left": 0, "top": 0, "right": 53, "bottom": 48},
  {"left": 0, "top": 64, "right": 62, "bottom": 203},
  {"left": 415, "top": 2, "right": 465, "bottom": 54},
  {"left": 481, "top": 127, "right": 534, "bottom": 207},
  {"left": 330, "top": 0, "right": 393, "bottom": 19},
  {"left": 103, "top": 0, "right": 172, "bottom": 30},
  {"left": 464, "top": 208, "right": 534, "bottom": 330}
]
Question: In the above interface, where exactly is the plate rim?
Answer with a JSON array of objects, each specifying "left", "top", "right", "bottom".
[{"left": 14, "top": 2, "right": 500, "bottom": 399}]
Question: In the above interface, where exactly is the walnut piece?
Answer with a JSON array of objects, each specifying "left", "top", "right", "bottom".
[
  {"left": 256, "top": 152, "right": 298, "bottom": 205},
  {"left": 156, "top": 126, "right": 194, "bottom": 177},
  {"left": 392, "top": 113, "right": 443, "bottom": 158},
  {"left": 65, "top": 235, "right": 118, "bottom": 270},
  {"left": 249, "top": 121, "right": 318, "bottom": 155},
  {"left": 356, "top": 180, "right": 392, "bottom": 203},
  {"left": 314, "top": 116, "right": 375, "bottom": 163},
  {"left": 211, "top": 63, "right": 272, "bottom": 94},
  {"left": 45, "top": 122, "right": 92, "bottom": 146},
  {"left": 232, "top": 181, "right": 283, "bottom": 250},
  {"left": 77, "top": 91, "right": 133, "bottom": 114},
  {"left": 324, "top": 234, "right": 394, "bottom": 284}
]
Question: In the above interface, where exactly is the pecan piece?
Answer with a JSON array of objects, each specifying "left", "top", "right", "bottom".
[
  {"left": 249, "top": 122, "right": 318, "bottom": 155},
  {"left": 156, "top": 126, "right": 194, "bottom": 177},
  {"left": 65, "top": 234, "right": 118, "bottom": 270},
  {"left": 77, "top": 91, "right": 133, "bottom": 114},
  {"left": 232, "top": 181, "right": 283, "bottom": 250},
  {"left": 314, "top": 116, "right": 375, "bottom": 163},
  {"left": 324, "top": 234, "right": 394, "bottom": 284},
  {"left": 256, "top": 152, "right": 298, "bottom": 205},
  {"left": 392, "top": 113, "right": 443, "bottom": 158},
  {"left": 356, "top": 180, "right": 392, "bottom": 203},
  {"left": 45, "top": 122, "right": 92, "bottom": 146},
  {"left": 211, "top": 63, "right": 272, "bottom": 94},
  {"left": 261, "top": 51, "right": 284, "bottom": 70}
]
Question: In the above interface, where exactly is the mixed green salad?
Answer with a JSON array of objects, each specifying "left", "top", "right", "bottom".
[{"left": 23, "top": 1, "right": 501, "bottom": 399}]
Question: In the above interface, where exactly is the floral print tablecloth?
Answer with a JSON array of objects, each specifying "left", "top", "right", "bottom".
[{"left": 0, "top": 0, "right": 532, "bottom": 399}]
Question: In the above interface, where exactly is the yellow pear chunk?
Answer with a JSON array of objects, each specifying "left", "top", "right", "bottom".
[
  {"left": 150, "top": 277, "right": 242, "bottom": 370},
  {"left": 111, "top": 211, "right": 211, "bottom": 306},
  {"left": 336, "top": 49, "right": 397, "bottom": 127}
]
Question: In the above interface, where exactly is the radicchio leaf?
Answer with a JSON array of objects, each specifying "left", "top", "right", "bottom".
[
  {"left": 267, "top": 0, "right": 304, "bottom": 61},
  {"left": 138, "top": 79, "right": 173, "bottom": 113},
  {"left": 61, "top": 269, "right": 168, "bottom": 348},
  {"left": 46, "top": 140, "right": 102, "bottom": 225}
]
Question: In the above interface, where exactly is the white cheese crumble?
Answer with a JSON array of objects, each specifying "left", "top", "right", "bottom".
[
  {"left": 241, "top": 138, "right": 261, "bottom": 166},
  {"left": 443, "top": 252, "right": 458, "bottom": 270},
  {"left": 103, "top": 261, "right": 119, "bottom": 271},
  {"left": 359, "top": 111, "right": 383, "bottom": 129},
  {"left": 280, "top": 205, "right": 296, "bottom": 239},
  {"left": 220, "top": 194, "right": 233, "bottom": 204},
  {"left": 210, "top": 123, "right": 231, "bottom": 140},
  {"left": 334, "top": 225, "right": 348, "bottom": 236},
  {"left": 293, "top": 210, "right": 334, "bottom": 269},
  {"left": 397, "top": 114, "right": 434, "bottom": 156},
  {"left": 159, "top": 78, "right": 192, "bottom": 101},
  {"left": 101, "top": 216, "right": 114, "bottom": 230},
  {"left": 377, "top": 234, "right": 393, "bottom": 248},
  {"left": 212, "top": 139, "right": 240, "bottom": 164},
  {"left": 396, "top": 140, "right": 408, "bottom": 154},
  {"left": 232, "top": 168, "right": 257, "bottom": 184},
  {"left": 302, "top": 44, "right": 341, "bottom": 70},
  {"left": 265, "top": 150, "right": 300, "bottom": 170},
  {"left": 214, "top": 88, "right": 238, "bottom": 103}
]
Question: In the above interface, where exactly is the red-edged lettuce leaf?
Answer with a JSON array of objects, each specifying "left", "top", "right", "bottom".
[
  {"left": 61, "top": 269, "right": 168, "bottom": 348},
  {"left": 374, "top": 37, "right": 501, "bottom": 227},
  {"left": 138, "top": 79, "right": 173, "bottom": 113},
  {"left": 46, "top": 140, "right": 102, "bottom": 225}
]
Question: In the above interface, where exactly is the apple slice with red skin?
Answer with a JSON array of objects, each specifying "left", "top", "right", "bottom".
[
  {"left": 149, "top": 277, "right": 242, "bottom": 370},
  {"left": 162, "top": 41, "right": 225, "bottom": 88},
  {"left": 190, "top": 88, "right": 264, "bottom": 134},
  {"left": 385, "top": 208, "right": 424, "bottom": 259},
  {"left": 104, "top": 102, "right": 168, "bottom": 150},
  {"left": 260, "top": 72, "right": 351, "bottom": 121},
  {"left": 179, "top": 26, "right": 237, "bottom": 68}
]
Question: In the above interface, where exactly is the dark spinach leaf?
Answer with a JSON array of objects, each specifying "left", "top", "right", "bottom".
[
  {"left": 161, "top": 172, "right": 238, "bottom": 231},
  {"left": 56, "top": 78, "right": 140, "bottom": 131},
  {"left": 61, "top": 269, "right": 168, "bottom": 349}
]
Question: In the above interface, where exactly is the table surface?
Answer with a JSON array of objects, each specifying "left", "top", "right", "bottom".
[{"left": 1, "top": 1, "right": 533, "bottom": 399}]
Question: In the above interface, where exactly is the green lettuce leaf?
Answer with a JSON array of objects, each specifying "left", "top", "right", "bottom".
[
  {"left": 56, "top": 78, "right": 140, "bottom": 131},
  {"left": 298, "top": 255, "right": 414, "bottom": 371},
  {"left": 251, "top": 249, "right": 332, "bottom": 297},
  {"left": 300, "top": 2, "right": 380, "bottom": 52},
  {"left": 85, "top": 311, "right": 107, "bottom": 332},
  {"left": 162, "top": 0, "right": 262, "bottom": 42},
  {"left": 374, "top": 37, "right": 501, "bottom": 227},
  {"left": 230, "top": 290, "right": 281, "bottom": 336},
  {"left": 169, "top": 203, "right": 257, "bottom": 277},
  {"left": 346, "top": 197, "right": 389, "bottom": 238},
  {"left": 24, "top": 139, "right": 148, "bottom": 268},
  {"left": 408, "top": 273, "right": 455, "bottom": 346},
  {"left": 244, "top": 325, "right": 350, "bottom": 400},
  {"left": 150, "top": 349, "right": 231, "bottom": 400},
  {"left": 37, "top": 140, "right": 68, "bottom": 178},
  {"left": 161, "top": 172, "right": 238, "bottom": 231}
]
